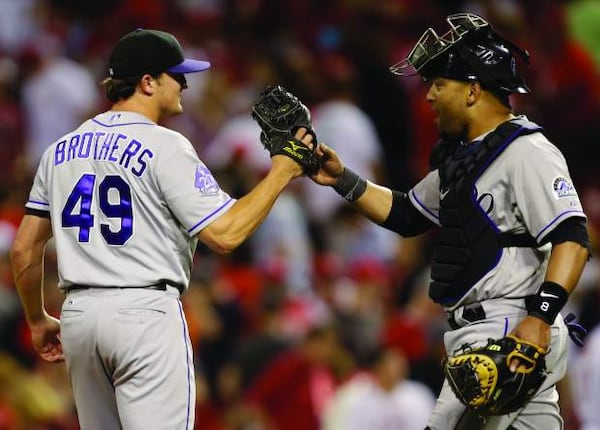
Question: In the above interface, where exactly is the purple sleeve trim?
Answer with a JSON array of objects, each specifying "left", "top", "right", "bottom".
[
  {"left": 187, "top": 198, "right": 235, "bottom": 234},
  {"left": 27, "top": 199, "right": 50, "bottom": 206},
  {"left": 535, "top": 210, "right": 587, "bottom": 242},
  {"left": 408, "top": 189, "right": 439, "bottom": 223}
]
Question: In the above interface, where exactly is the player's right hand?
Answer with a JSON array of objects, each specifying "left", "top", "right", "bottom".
[
  {"left": 309, "top": 143, "right": 344, "bottom": 186},
  {"left": 30, "top": 313, "right": 65, "bottom": 363},
  {"left": 508, "top": 315, "right": 550, "bottom": 372}
]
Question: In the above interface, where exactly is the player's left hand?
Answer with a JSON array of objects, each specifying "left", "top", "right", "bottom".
[
  {"left": 509, "top": 315, "right": 550, "bottom": 371},
  {"left": 251, "top": 85, "right": 320, "bottom": 175},
  {"left": 444, "top": 334, "right": 547, "bottom": 415},
  {"left": 271, "top": 127, "right": 314, "bottom": 179},
  {"left": 30, "top": 312, "right": 64, "bottom": 363}
]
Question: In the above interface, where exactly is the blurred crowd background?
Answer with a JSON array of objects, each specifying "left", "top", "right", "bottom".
[{"left": 0, "top": 0, "right": 598, "bottom": 429}]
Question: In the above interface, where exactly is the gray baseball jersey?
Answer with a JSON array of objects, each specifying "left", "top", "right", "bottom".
[
  {"left": 408, "top": 117, "right": 585, "bottom": 429},
  {"left": 408, "top": 116, "right": 586, "bottom": 310},
  {"left": 26, "top": 111, "right": 235, "bottom": 290},
  {"left": 26, "top": 110, "right": 235, "bottom": 429}
]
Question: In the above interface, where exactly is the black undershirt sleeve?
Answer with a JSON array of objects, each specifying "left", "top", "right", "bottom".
[
  {"left": 378, "top": 190, "right": 435, "bottom": 237},
  {"left": 542, "top": 216, "right": 590, "bottom": 253},
  {"left": 25, "top": 208, "right": 50, "bottom": 218}
]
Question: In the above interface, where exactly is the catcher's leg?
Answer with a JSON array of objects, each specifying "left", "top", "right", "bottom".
[
  {"left": 483, "top": 385, "right": 563, "bottom": 430},
  {"left": 427, "top": 385, "right": 562, "bottom": 430},
  {"left": 426, "top": 396, "right": 486, "bottom": 430},
  {"left": 426, "top": 378, "right": 476, "bottom": 429},
  {"left": 454, "top": 409, "right": 487, "bottom": 430}
]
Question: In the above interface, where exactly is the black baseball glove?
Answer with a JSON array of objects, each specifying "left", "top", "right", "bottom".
[
  {"left": 443, "top": 334, "right": 547, "bottom": 416},
  {"left": 251, "top": 85, "right": 319, "bottom": 175}
]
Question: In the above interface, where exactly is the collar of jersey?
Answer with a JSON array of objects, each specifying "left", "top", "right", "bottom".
[
  {"left": 92, "top": 111, "right": 156, "bottom": 127},
  {"left": 468, "top": 115, "right": 526, "bottom": 146}
]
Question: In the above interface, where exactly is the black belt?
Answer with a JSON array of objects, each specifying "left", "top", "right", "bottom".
[
  {"left": 448, "top": 303, "right": 486, "bottom": 330},
  {"left": 447, "top": 296, "right": 535, "bottom": 330},
  {"left": 66, "top": 282, "right": 182, "bottom": 294}
]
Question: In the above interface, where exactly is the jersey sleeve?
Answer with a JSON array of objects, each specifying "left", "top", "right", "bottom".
[
  {"left": 25, "top": 147, "right": 52, "bottom": 213},
  {"left": 408, "top": 170, "right": 441, "bottom": 226},
  {"left": 512, "top": 137, "right": 586, "bottom": 243},
  {"left": 155, "top": 133, "right": 235, "bottom": 237}
]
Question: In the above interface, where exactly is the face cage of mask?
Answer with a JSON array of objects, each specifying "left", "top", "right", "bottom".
[{"left": 389, "top": 13, "right": 490, "bottom": 77}]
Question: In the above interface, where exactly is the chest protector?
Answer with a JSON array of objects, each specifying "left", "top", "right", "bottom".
[{"left": 430, "top": 119, "right": 542, "bottom": 306}]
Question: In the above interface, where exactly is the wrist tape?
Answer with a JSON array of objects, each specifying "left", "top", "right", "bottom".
[
  {"left": 332, "top": 168, "right": 367, "bottom": 202},
  {"left": 527, "top": 281, "right": 569, "bottom": 325}
]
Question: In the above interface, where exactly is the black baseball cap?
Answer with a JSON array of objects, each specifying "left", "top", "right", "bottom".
[{"left": 109, "top": 29, "right": 210, "bottom": 79}]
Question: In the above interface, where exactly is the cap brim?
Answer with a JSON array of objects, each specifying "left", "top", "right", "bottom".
[{"left": 167, "top": 59, "right": 211, "bottom": 74}]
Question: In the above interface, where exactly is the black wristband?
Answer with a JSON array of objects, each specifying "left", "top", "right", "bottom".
[
  {"left": 527, "top": 281, "right": 569, "bottom": 325},
  {"left": 332, "top": 168, "right": 367, "bottom": 202}
]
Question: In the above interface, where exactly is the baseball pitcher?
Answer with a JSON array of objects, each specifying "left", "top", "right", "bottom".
[{"left": 10, "top": 29, "right": 315, "bottom": 429}]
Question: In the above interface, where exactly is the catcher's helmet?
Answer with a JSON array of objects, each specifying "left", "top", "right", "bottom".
[{"left": 390, "top": 13, "right": 530, "bottom": 94}]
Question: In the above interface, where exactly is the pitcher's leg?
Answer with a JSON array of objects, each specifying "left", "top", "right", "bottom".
[
  {"left": 111, "top": 292, "right": 195, "bottom": 430},
  {"left": 60, "top": 294, "right": 121, "bottom": 430}
]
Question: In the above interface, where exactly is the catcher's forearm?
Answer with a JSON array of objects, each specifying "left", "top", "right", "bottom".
[
  {"left": 527, "top": 241, "right": 589, "bottom": 324},
  {"left": 544, "top": 241, "right": 589, "bottom": 292},
  {"left": 330, "top": 168, "right": 392, "bottom": 223},
  {"left": 198, "top": 166, "right": 294, "bottom": 254},
  {"left": 351, "top": 182, "right": 394, "bottom": 224},
  {"left": 331, "top": 169, "right": 433, "bottom": 236}
]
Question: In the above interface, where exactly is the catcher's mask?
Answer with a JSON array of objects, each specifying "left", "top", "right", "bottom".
[{"left": 390, "top": 13, "right": 530, "bottom": 94}]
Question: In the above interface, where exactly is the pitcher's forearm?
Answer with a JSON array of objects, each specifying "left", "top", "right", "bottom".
[
  {"left": 12, "top": 254, "right": 45, "bottom": 325},
  {"left": 199, "top": 166, "right": 296, "bottom": 253}
]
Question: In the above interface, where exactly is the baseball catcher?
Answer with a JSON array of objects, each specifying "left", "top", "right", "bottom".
[
  {"left": 251, "top": 85, "right": 320, "bottom": 175},
  {"left": 443, "top": 335, "right": 547, "bottom": 417}
]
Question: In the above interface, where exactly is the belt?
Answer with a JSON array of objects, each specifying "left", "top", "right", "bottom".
[
  {"left": 66, "top": 282, "right": 182, "bottom": 294},
  {"left": 447, "top": 295, "right": 535, "bottom": 330},
  {"left": 448, "top": 303, "right": 486, "bottom": 330}
]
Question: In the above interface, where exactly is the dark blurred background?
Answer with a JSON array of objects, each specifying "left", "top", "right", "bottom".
[{"left": 0, "top": 0, "right": 598, "bottom": 429}]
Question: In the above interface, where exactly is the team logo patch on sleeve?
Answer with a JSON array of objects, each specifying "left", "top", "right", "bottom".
[
  {"left": 195, "top": 164, "right": 219, "bottom": 194},
  {"left": 552, "top": 176, "right": 576, "bottom": 199}
]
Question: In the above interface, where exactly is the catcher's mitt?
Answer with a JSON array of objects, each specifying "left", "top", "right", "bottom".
[
  {"left": 443, "top": 335, "right": 547, "bottom": 416},
  {"left": 251, "top": 85, "right": 319, "bottom": 174}
]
